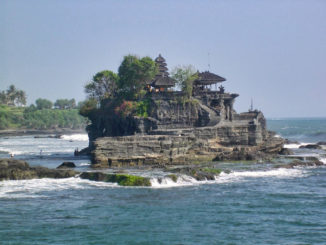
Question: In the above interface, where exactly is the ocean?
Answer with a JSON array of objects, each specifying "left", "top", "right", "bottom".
[{"left": 0, "top": 119, "right": 326, "bottom": 244}]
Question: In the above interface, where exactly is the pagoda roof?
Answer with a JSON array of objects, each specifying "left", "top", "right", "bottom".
[
  {"left": 194, "top": 71, "right": 226, "bottom": 85},
  {"left": 155, "top": 54, "right": 166, "bottom": 63},
  {"left": 152, "top": 76, "right": 175, "bottom": 88}
]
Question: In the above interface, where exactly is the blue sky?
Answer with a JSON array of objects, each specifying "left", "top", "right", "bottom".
[{"left": 1, "top": 0, "right": 325, "bottom": 117}]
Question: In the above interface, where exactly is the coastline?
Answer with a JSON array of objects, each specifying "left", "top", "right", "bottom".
[{"left": 0, "top": 128, "right": 87, "bottom": 137}]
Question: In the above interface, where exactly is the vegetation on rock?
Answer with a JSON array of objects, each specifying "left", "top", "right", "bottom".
[{"left": 79, "top": 172, "right": 151, "bottom": 186}]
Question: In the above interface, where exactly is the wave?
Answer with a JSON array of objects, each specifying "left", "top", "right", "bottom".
[
  {"left": 60, "top": 134, "right": 89, "bottom": 142},
  {"left": 320, "top": 158, "right": 326, "bottom": 164},
  {"left": 0, "top": 177, "right": 117, "bottom": 199},
  {"left": 0, "top": 167, "right": 308, "bottom": 197},
  {"left": 283, "top": 142, "right": 312, "bottom": 149},
  {"left": 150, "top": 168, "right": 306, "bottom": 188}
]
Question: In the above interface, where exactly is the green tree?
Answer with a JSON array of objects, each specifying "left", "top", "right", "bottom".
[
  {"left": 54, "top": 99, "right": 69, "bottom": 109},
  {"left": 171, "top": 65, "right": 196, "bottom": 90},
  {"left": 35, "top": 98, "right": 53, "bottom": 110},
  {"left": 85, "top": 70, "right": 119, "bottom": 103},
  {"left": 118, "top": 55, "right": 157, "bottom": 99},
  {"left": 79, "top": 98, "right": 98, "bottom": 117},
  {"left": 0, "top": 85, "right": 27, "bottom": 106},
  {"left": 171, "top": 65, "right": 197, "bottom": 98},
  {"left": 68, "top": 99, "right": 76, "bottom": 109}
]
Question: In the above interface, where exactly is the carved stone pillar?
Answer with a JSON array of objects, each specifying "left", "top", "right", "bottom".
[{"left": 219, "top": 98, "right": 225, "bottom": 121}]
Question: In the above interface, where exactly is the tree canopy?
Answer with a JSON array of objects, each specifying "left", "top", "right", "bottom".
[
  {"left": 54, "top": 99, "right": 76, "bottom": 109},
  {"left": 84, "top": 70, "right": 119, "bottom": 103},
  {"left": 171, "top": 65, "right": 197, "bottom": 98},
  {"left": 0, "top": 85, "right": 27, "bottom": 106},
  {"left": 118, "top": 55, "right": 157, "bottom": 99},
  {"left": 35, "top": 98, "right": 53, "bottom": 110}
]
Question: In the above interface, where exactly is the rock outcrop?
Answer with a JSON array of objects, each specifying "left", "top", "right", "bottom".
[
  {"left": 0, "top": 159, "right": 77, "bottom": 181},
  {"left": 56, "top": 162, "right": 76, "bottom": 169},
  {"left": 299, "top": 144, "right": 322, "bottom": 150}
]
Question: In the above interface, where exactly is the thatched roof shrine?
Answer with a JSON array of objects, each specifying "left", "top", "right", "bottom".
[{"left": 194, "top": 71, "right": 226, "bottom": 86}]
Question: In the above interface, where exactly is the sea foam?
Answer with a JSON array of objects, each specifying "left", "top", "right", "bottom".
[
  {"left": 0, "top": 177, "right": 117, "bottom": 199},
  {"left": 150, "top": 168, "right": 306, "bottom": 188},
  {"left": 284, "top": 142, "right": 311, "bottom": 149},
  {"left": 60, "top": 134, "right": 89, "bottom": 141}
]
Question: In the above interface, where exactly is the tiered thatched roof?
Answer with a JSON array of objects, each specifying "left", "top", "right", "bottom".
[{"left": 152, "top": 54, "right": 175, "bottom": 88}]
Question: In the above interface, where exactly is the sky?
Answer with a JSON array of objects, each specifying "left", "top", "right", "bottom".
[{"left": 0, "top": 0, "right": 325, "bottom": 118}]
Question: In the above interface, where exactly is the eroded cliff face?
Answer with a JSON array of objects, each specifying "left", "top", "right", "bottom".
[
  {"left": 86, "top": 93, "right": 284, "bottom": 167},
  {"left": 91, "top": 128, "right": 283, "bottom": 167}
]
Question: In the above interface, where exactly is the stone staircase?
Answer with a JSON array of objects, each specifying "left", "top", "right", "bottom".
[{"left": 198, "top": 104, "right": 220, "bottom": 127}]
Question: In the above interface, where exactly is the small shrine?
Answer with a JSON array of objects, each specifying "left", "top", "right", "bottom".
[{"left": 193, "top": 71, "right": 226, "bottom": 93}]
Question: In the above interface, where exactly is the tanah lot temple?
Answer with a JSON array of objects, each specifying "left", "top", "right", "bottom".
[{"left": 87, "top": 54, "right": 284, "bottom": 167}]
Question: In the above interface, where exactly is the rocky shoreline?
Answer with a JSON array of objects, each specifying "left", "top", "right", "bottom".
[{"left": 1, "top": 157, "right": 323, "bottom": 187}]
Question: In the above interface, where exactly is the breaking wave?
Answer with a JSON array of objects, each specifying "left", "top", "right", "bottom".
[
  {"left": 284, "top": 143, "right": 311, "bottom": 149},
  {"left": 60, "top": 134, "right": 89, "bottom": 142},
  {"left": 150, "top": 168, "right": 306, "bottom": 188},
  {"left": 0, "top": 168, "right": 308, "bottom": 198},
  {"left": 0, "top": 178, "right": 117, "bottom": 199}
]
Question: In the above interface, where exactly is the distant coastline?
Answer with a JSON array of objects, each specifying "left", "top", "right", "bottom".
[{"left": 0, "top": 128, "right": 86, "bottom": 137}]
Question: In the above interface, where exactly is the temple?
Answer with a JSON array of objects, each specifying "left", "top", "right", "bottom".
[{"left": 87, "top": 54, "right": 284, "bottom": 167}]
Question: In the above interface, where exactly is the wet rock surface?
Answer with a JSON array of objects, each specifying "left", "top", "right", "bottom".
[
  {"left": 279, "top": 148, "right": 294, "bottom": 155},
  {"left": 57, "top": 162, "right": 76, "bottom": 169},
  {"left": 299, "top": 144, "right": 322, "bottom": 150},
  {"left": 274, "top": 160, "right": 324, "bottom": 169},
  {"left": 167, "top": 166, "right": 222, "bottom": 181},
  {"left": 0, "top": 159, "right": 78, "bottom": 181}
]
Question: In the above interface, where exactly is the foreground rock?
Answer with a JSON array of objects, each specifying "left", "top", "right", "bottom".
[
  {"left": 167, "top": 166, "right": 222, "bottom": 181},
  {"left": 0, "top": 159, "right": 151, "bottom": 186},
  {"left": 279, "top": 148, "right": 294, "bottom": 155},
  {"left": 57, "top": 162, "right": 76, "bottom": 169},
  {"left": 79, "top": 172, "right": 151, "bottom": 186},
  {"left": 299, "top": 144, "right": 322, "bottom": 150},
  {"left": 0, "top": 159, "right": 78, "bottom": 181}
]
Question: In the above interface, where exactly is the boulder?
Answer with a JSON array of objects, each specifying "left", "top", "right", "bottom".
[
  {"left": 317, "top": 141, "right": 326, "bottom": 146},
  {"left": 299, "top": 144, "right": 322, "bottom": 150},
  {"left": 0, "top": 158, "right": 78, "bottom": 181},
  {"left": 57, "top": 162, "right": 76, "bottom": 169},
  {"left": 279, "top": 148, "right": 294, "bottom": 155},
  {"left": 168, "top": 166, "right": 222, "bottom": 181},
  {"left": 284, "top": 139, "right": 300, "bottom": 145}
]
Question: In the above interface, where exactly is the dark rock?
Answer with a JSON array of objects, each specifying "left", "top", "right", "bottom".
[
  {"left": 284, "top": 139, "right": 299, "bottom": 145},
  {"left": 317, "top": 141, "right": 326, "bottom": 146},
  {"left": 57, "top": 162, "right": 76, "bottom": 169},
  {"left": 0, "top": 158, "right": 78, "bottom": 181},
  {"left": 279, "top": 148, "right": 294, "bottom": 155},
  {"left": 168, "top": 166, "right": 221, "bottom": 181},
  {"left": 74, "top": 147, "right": 90, "bottom": 156},
  {"left": 34, "top": 135, "right": 61, "bottom": 139},
  {"left": 299, "top": 144, "right": 322, "bottom": 150},
  {"left": 274, "top": 160, "right": 323, "bottom": 169}
]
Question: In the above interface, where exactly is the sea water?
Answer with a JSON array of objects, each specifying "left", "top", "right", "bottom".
[{"left": 0, "top": 119, "right": 326, "bottom": 244}]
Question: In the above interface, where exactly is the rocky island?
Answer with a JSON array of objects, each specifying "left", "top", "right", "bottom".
[{"left": 80, "top": 54, "right": 284, "bottom": 167}]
